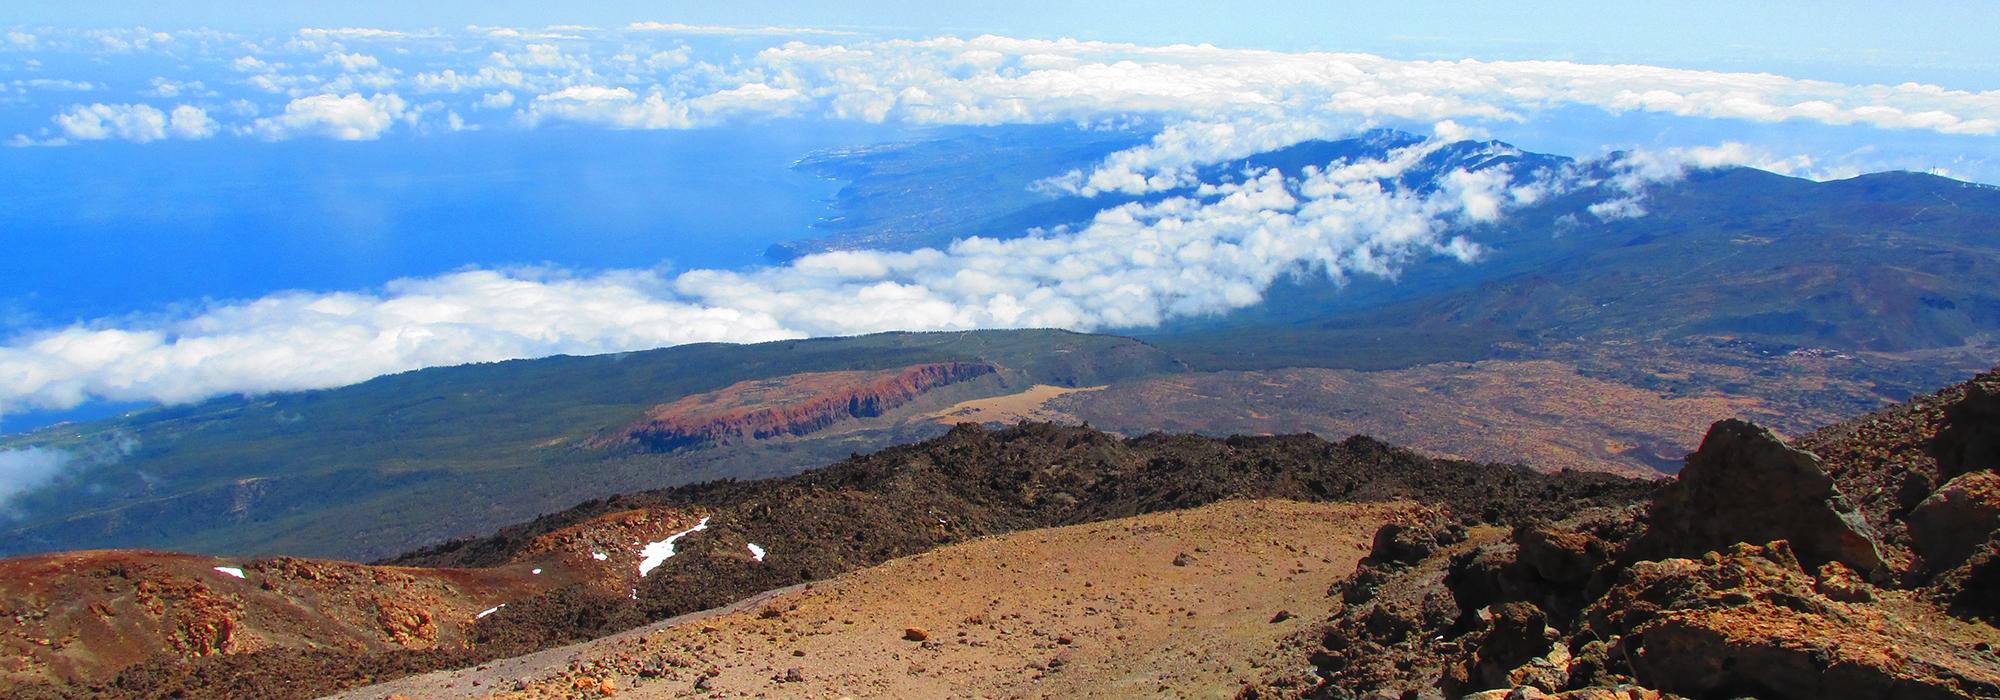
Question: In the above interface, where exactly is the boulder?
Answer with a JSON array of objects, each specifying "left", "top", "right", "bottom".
[
  {"left": 1454, "top": 601, "right": 1561, "bottom": 694},
  {"left": 1584, "top": 542, "right": 2000, "bottom": 700},
  {"left": 1932, "top": 377, "right": 2000, "bottom": 479},
  {"left": 1515, "top": 525, "right": 1608, "bottom": 587},
  {"left": 1366, "top": 522, "right": 1439, "bottom": 567},
  {"left": 1933, "top": 531, "right": 2000, "bottom": 624},
  {"left": 1635, "top": 419, "right": 1887, "bottom": 577},
  {"left": 1907, "top": 470, "right": 2000, "bottom": 571}
]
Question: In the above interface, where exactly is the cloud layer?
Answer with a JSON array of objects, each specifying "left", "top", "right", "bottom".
[
  {"left": 0, "top": 447, "right": 71, "bottom": 507},
  {"left": 0, "top": 24, "right": 1994, "bottom": 422},
  {"left": 0, "top": 135, "right": 1579, "bottom": 417},
  {"left": 6, "top": 26, "right": 2000, "bottom": 149}
]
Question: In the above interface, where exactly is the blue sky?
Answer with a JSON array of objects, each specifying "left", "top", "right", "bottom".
[
  {"left": 1, "top": 3, "right": 1996, "bottom": 434},
  {"left": 12, "top": 1, "right": 2000, "bottom": 88}
]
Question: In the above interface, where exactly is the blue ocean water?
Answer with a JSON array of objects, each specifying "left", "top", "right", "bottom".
[
  {"left": 0, "top": 121, "right": 920, "bottom": 434},
  {"left": 0, "top": 121, "right": 911, "bottom": 333}
]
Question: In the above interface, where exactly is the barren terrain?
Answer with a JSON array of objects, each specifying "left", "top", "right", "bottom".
[
  {"left": 349, "top": 499, "right": 1415, "bottom": 699},
  {"left": 927, "top": 384, "right": 1104, "bottom": 426},
  {"left": 1066, "top": 359, "right": 1814, "bottom": 477}
]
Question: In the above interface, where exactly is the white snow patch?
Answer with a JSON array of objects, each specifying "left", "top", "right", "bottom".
[
  {"left": 629, "top": 588, "right": 639, "bottom": 600},
  {"left": 747, "top": 543, "right": 766, "bottom": 562},
  {"left": 591, "top": 551, "right": 607, "bottom": 561},
  {"left": 531, "top": 568, "right": 542, "bottom": 575},
  {"left": 637, "top": 516, "right": 711, "bottom": 577},
  {"left": 212, "top": 566, "right": 245, "bottom": 579},
  {"left": 476, "top": 603, "right": 506, "bottom": 619}
]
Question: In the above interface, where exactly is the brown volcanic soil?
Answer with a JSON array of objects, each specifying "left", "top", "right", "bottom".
[
  {"left": 0, "top": 423, "right": 1649, "bottom": 700},
  {"left": 1064, "top": 359, "right": 1796, "bottom": 478},
  {"left": 927, "top": 383, "right": 1104, "bottom": 425},
  {"left": 0, "top": 549, "right": 556, "bottom": 694},
  {"left": 601, "top": 362, "right": 994, "bottom": 451},
  {"left": 364, "top": 499, "right": 1418, "bottom": 700}
]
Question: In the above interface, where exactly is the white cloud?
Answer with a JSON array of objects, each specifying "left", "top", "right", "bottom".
[
  {"left": 166, "top": 105, "right": 219, "bottom": 139},
  {"left": 1587, "top": 196, "right": 1647, "bottom": 221},
  {"left": 1577, "top": 141, "right": 1856, "bottom": 220},
  {"left": 18, "top": 28, "right": 2000, "bottom": 158},
  {"left": 10, "top": 79, "right": 97, "bottom": 93},
  {"left": 479, "top": 90, "right": 516, "bottom": 109},
  {"left": 413, "top": 66, "right": 528, "bottom": 93},
  {"left": 0, "top": 137, "right": 1543, "bottom": 416},
  {"left": 625, "top": 22, "right": 859, "bottom": 36},
  {"left": 50, "top": 103, "right": 216, "bottom": 143},
  {"left": 0, "top": 447, "right": 71, "bottom": 508},
  {"left": 142, "top": 77, "right": 208, "bottom": 98},
  {"left": 248, "top": 93, "right": 408, "bottom": 140},
  {"left": 323, "top": 51, "right": 381, "bottom": 71},
  {"left": 297, "top": 27, "right": 409, "bottom": 40},
  {"left": 522, "top": 85, "right": 694, "bottom": 129},
  {"left": 689, "top": 83, "right": 806, "bottom": 117},
  {"left": 0, "top": 270, "right": 794, "bottom": 415},
  {"left": 0, "top": 436, "right": 136, "bottom": 512}
]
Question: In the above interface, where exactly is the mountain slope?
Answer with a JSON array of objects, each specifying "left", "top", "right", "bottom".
[
  {"left": 351, "top": 499, "right": 1418, "bottom": 700},
  {"left": 0, "top": 330, "right": 1181, "bottom": 561},
  {"left": 1154, "top": 167, "right": 2000, "bottom": 369},
  {"left": 2, "top": 423, "right": 1651, "bottom": 699}
]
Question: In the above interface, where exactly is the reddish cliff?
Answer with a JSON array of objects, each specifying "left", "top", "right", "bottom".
[{"left": 605, "top": 362, "right": 995, "bottom": 451}]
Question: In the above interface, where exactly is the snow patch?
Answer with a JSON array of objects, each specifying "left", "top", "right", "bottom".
[
  {"left": 591, "top": 551, "right": 607, "bottom": 561},
  {"left": 747, "top": 543, "right": 766, "bottom": 562},
  {"left": 531, "top": 568, "right": 542, "bottom": 575},
  {"left": 637, "top": 516, "right": 711, "bottom": 577},
  {"left": 212, "top": 566, "right": 245, "bottom": 579},
  {"left": 476, "top": 603, "right": 506, "bottom": 619}
]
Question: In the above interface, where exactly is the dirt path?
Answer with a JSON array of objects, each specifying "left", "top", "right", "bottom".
[{"left": 467, "top": 498, "right": 1412, "bottom": 699}]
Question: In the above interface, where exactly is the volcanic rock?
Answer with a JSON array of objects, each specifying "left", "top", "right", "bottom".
[
  {"left": 1367, "top": 522, "right": 1440, "bottom": 567},
  {"left": 1933, "top": 531, "right": 2000, "bottom": 623},
  {"left": 1635, "top": 419, "right": 1887, "bottom": 577},
  {"left": 1908, "top": 470, "right": 2000, "bottom": 571},
  {"left": 607, "top": 362, "right": 996, "bottom": 451},
  {"left": 1586, "top": 541, "right": 1999, "bottom": 700},
  {"left": 1932, "top": 376, "right": 2000, "bottom": 479},
  {"left": 1515, "top": 526, "right": 1608, "bottom": 588},
  {"left": 1452, "top": 601, "right": 1562, "bottom": 694}
]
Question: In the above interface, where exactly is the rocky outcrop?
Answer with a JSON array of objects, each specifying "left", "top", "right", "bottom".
[
  {"left": 1909, "top": 471, "right": 2000, "bottom": 572},
  {"left": 1588, "top": 541, "right": 1996, "bottom": 700},
  {"left": 1933, "top": 531, "right": 2000, "bottom": 623},
  {"left": 608, "top": 362, "right": 996, "bottom": 451},
  {"left": 1932, "top": 376, "right": 2000, "bottom": 479},
  {"left": 1450, "top": 601, "right": 1565, "bottom": 694},
  {"left": 1283, "top": 371, "right": 2000, "bottom": 700},
  {"left": 1633, "top": 418, "right": 1887, "bottom": 577}
]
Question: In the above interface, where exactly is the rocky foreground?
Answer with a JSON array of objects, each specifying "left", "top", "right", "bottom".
[
  {"left": 1284, "top": 369, "right": 2000, "bottom": 699},
  {"left": 2, "top": 422, "right": 1647, "bottom": 699},
  {"left": 9, "top": 368, "right": 1999, "bottom": 699}
]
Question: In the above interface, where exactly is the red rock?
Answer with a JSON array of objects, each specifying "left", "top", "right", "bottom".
[{"left": 603, "top": 363, "right": 996, "bottom": 451}]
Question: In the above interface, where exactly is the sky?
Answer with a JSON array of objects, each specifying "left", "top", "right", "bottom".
[
  {"left": 1, "top": 2, "right": 1997, "bottom": 437},
  {"left": 10, "top": 1, "right": 2000, "bottom": 88}
]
